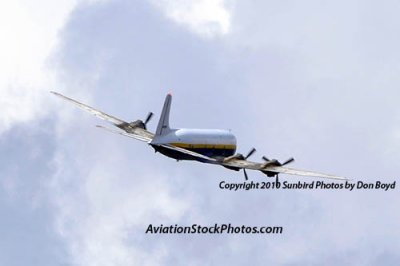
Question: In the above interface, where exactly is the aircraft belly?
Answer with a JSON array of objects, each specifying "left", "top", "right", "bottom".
[
  {"left": 152, "top": 145, "right": 200, "bottom": 161},
  {"left": 152, "top": 145, "right": 235, "bottom": 161},
  {"left": 187, "top": 147, "right": 235, "bottom": 158}
]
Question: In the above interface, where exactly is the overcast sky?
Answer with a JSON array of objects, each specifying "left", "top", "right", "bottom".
[{"left": 1, "top": 0, "right": 400, "bottom": 265}]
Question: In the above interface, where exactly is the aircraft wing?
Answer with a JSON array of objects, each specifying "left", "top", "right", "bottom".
[
  {"left": 221, "top": 159, "right": 347, "bottom": 180},
  {"left": 96, "top": 125, "right": 153, "bottom": 142},
  {"left": 260, "top": 165, "right": 347, "bottom": 180},
  {"left": 51, "top": 91, "right": 154, "bottom": 140},
  {"left": 51, "top": 91, "right": 125, "bottom": 125},
  {"left": 221, "top": 159, "right": 261, "bottom": 170},
  {"left": 51, "top": 91, "right": 217, "bottom": 161}
]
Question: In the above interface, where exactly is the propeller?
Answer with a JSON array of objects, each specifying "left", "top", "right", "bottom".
[
  {"left": 242, "top": 148, "right": 256, "bottom": 180},
  {"left": 244, "top": 147, "right": 256, "bottom": 160},
  {"left": 243, "top": 169, "right": 249, "bottom": 180},
  {"left": 262, "top": 156, "right": 294, "bottom": 166},
  {"left": 143, "top": 112, "right": 153, "bottom": 130},
  {"left": 262, "top": 156, "right": 295, "bottom": 183},
  {"left": 281, "top": 157, "right": 295, "bottom": 166}
]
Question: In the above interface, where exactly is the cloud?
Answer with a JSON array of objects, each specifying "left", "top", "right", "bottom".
[
  {"left": 151, "top": 0, "right": 232, "bottom": 38},
  {"left": 0, "top": 0, "right": 106, "bottom": 134},
  {"left": 48, "top": 1, "right": 400, "bottom": 265},
  {"left": 51, "top": 143, "right": 189, "bottom": 265},
  {"left": 0, "top": 123, "right": 68, "bottom": 265},
  {"left": 2, "top": 0, "right": 400, "bottom": 265}
]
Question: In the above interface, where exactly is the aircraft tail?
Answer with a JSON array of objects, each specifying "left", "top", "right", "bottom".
[{"left": 155, "top": 93, "right": 172, "bottom": 136}]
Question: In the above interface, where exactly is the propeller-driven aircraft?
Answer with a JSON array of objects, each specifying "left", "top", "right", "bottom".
[{"left": 51, "top": 91, "right": 346, "bottom": 181}]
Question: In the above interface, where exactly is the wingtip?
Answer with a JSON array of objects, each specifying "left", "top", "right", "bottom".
[
  {"left": 50, "top": 91, "right": 61, "bottom": 96},
  {"left": 334, "top": 176, "right": 349, "bottom": 181}
]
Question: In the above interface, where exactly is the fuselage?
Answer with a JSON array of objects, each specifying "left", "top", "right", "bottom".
[{"left": 151, "top": 128, "right": 237, "bottom": 161}]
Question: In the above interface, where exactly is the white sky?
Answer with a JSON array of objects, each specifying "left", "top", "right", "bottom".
[{"left": 1, "top": 0, "right": 400, "bottom": 265}]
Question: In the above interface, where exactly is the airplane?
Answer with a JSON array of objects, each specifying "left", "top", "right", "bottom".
[{"left": 51, "top": 91, "right": 347, "bottom": 182}]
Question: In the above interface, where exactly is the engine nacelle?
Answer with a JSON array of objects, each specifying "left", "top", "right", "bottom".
[
  {"left": 223, "top": 153, "right": 244, "bottom": 162},
  {"left": 261, "top": 171, "right": 277, "bottom": 177},
  {"left": 130, "top": 120, "right": 146, "bottom": 129},
  {"left": 262, "top": 159, "right": 280, "bottom": 167},
  {"left": 222, "top": 165, "right": 241, "bottom": 171}
]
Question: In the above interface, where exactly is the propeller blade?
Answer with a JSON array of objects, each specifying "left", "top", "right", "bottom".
[
  {"left": 243, "top": 169, "right": 248, "bottom": 180},
  {"left": 281, "top": 157, "right": 295, "bottom": 166},
  {"left": 144, "top": 112, "right": 153, "bottom": 125},
  {"left": 262, "top": 156, "right": 269, "bottom": 161},
  {"left": 245, "top": 148, "right": 256, "bottom": 160},
  {"left": 275, "top": 174, "right": 279, "bottom": 184}
]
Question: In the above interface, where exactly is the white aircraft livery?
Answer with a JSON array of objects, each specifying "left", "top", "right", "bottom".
[{"left": 51, "top": 91, "right": 346, "bottom": 181}]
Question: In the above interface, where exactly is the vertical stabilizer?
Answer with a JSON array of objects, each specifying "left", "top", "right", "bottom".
[{"left": 155, "top": 93, "right": 172, "bottom": 136}]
